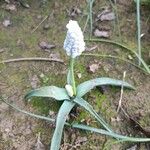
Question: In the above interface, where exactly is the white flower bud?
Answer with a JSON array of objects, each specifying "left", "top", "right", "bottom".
[
  {"left": 65, "top": 84, "right": 74, "bottom": 97},
  {"left": 63, "top": 20, "right": 85, "bottom": 58}
]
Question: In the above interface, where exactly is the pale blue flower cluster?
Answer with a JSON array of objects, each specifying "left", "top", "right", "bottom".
[{"left": 63, "top": 20, "right": 85, "bottom": 58}]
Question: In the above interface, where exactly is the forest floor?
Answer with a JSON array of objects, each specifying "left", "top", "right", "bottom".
[{"left": 0, "top": 0, "right": 150, "bottom": 150}]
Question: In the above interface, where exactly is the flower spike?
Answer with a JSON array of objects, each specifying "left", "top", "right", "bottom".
[{"left": 63, "top": 20, "right": 85, "bottom": 58}]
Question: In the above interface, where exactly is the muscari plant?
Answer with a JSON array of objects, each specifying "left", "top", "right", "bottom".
[{"left": 1, "top": 20, "right": 150, "bottom": 150}]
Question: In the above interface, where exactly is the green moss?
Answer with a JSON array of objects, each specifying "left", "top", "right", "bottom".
[
  {"left": 31, "top": 97, "right": 62, "bottom": 115},
  {"left": 29, "top": 72, "right": 66, "bottom": 114},
  {"left": 75, "top": 110, "right": 90, "bottom": 123}
]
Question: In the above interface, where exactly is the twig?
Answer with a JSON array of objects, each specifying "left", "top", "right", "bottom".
[
  {"left": 31, "top": 15, "right": 49, "bottom": 33},
  {"left": 117, "top": 71, "right": 126, "bottom": 113},
  {"left": 0, "top": 57, "right": 64, "bottom": 64}
]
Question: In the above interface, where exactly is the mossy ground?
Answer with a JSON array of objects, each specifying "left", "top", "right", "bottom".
[{"left": 0, "top": 0, "right": 150, "bottom": 149}]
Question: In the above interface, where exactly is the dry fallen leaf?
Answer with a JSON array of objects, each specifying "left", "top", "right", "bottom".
[
  {"left": 5, "top": 4, "right": 16, "bottom": 11},
  {"left": 88, "top": 63, "right": 99, "bottom": 73},
  {"left": 39, "top": 41, "right": 56, "bottom": 50},
  {"left": 3, "top": 19, "right": 11, "bottom": 27},
  {"left": 94, "top": 29, "right": 109, "bottom": 38},
  {"left": 96, "top": 8, "right": 115, "bottom": 21},
  {"left": 100, "top": 12, "right": 115, "bottom": 21},
  {"left": 69, "top": 6, "right": 82, "bottom": 18}
]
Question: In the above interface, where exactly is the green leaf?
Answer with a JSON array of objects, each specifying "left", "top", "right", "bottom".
[
  {"left": 72, "top": 123, "right": 150, "bottom": 142},
  {"left": 73, "top": 97, "right": 113, "bottom": 132},
  {"left": 25, "top": 86, "right": 70, "bottom": 101},
  {"left": 77, "top": 77, "right": 135, "bottom": 97},
  {"left": 2, "top": 97, "right": 150, "bottom": 144},
  {"left": 50, "top": 100, "right": 75, "bottom": 150}
]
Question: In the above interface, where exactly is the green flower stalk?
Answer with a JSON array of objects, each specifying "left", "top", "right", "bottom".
[{"left": 70, "top": 58, "right": 76, "bottom": 96}]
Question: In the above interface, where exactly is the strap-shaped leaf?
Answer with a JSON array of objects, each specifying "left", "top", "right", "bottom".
[
  {"left": 73, "top": 97, "right": 113, "bottom": 133},
  {"left": 77, "top": 77, "right": 135, "bottom": 97},
  {"left": 50, "top": 100, "right": 75, "bottom": 150},
  {"left": 25, "top": 86, "right": 70, "bottom": 101},
  {"left": 72, "top": 123, "right": 150, "bottom": 142},
  {"left": 2, "top": 97, "right": 150, "bottom": 144}
]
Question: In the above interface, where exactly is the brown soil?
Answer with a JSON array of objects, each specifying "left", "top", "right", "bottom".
[{"left": 0, "top": 0, "right": 150, "bottom": 150}]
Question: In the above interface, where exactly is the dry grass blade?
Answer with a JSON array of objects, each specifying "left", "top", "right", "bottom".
[{"left": 117, "top": 71, "right": 126, "bottom": 113}]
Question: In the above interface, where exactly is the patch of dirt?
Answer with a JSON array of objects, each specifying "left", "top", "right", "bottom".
[{"left": 0, "top": 0, "right": 150, "bottom": 150}]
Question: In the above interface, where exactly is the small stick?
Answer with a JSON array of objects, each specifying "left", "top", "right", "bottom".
[
  {"left": 117, "top": 71, "right": 126, "bottom": 113},
  {"left": 31, "top": 15, "right": 49, "bottom": 33},
  {"left": 0, "top": 57, "right": 64, "bottom": 64}
]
